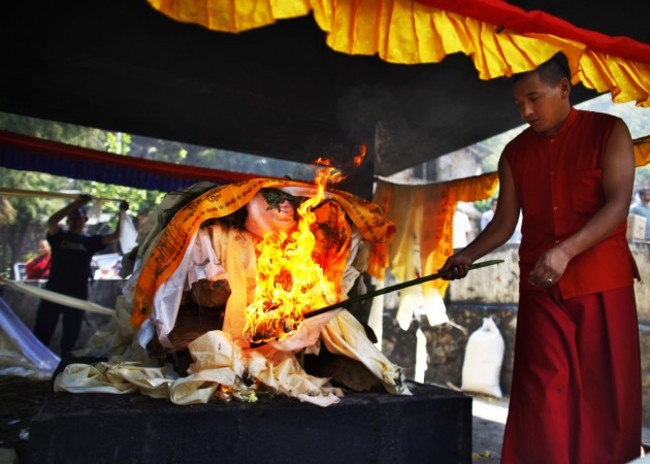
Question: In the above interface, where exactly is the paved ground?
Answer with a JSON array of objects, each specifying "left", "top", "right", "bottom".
[
  {"left": 470, "top": 393, "right": 650, "bottom": 463},
  {"left": 470, "top": 394, "right": 508, "bottom": 462}
]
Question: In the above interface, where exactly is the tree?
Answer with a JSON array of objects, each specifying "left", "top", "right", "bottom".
[{"left": 0, "top": 168, "right": 71, "bottom": 276}]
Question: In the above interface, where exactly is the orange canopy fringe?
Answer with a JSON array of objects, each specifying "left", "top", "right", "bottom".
[
  {"left": 147, "top": 0, "right": 650, "bottom": 106},
  {"left": 634, "top": 135, "right": 650, "bottom": 167}
]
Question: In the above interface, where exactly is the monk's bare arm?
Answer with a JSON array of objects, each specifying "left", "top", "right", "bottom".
[{"left": 47, "top": 195, "right": 92, "bottom": 235}]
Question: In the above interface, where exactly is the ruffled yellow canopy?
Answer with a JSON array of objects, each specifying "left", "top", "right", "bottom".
[
  {"left": 635, "top": 136, "right": 650, "bottom": 167},
  {"left": 147, "top": 0, "right": 650, "bottom": 107}
]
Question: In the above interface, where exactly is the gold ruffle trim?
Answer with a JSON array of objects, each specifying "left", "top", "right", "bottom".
[{"left": 147, "top": 0, "right": 650, "bottom": 106}]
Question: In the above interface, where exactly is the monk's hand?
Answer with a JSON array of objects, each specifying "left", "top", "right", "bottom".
[
  {"left": 529, "top": 247, "right": 569, "bottom": 287},
  {"left": 439, "top": 253, "right": 473, "bottom": 280}
]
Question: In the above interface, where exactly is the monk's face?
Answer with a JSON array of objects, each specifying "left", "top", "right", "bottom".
[
  {"left": 37, "top": 240, "right": 51, "bottom": 256},
  {"left": 262, "top": 193, "right": 297, "bottom": 228},
  {"left": 513, "top": 72, "right": 570, "bottom": 137},
  {"left": 245, "top": 190, "right": 301, "bottom": 237}
]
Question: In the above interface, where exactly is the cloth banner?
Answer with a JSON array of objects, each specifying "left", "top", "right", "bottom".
[{"left": 372, "top": 173, "right": 498, "bottom": 331}]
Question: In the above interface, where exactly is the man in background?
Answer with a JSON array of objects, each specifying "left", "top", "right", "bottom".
[{"left": 33, "top": 195, "right": 128, "bottom": 356}]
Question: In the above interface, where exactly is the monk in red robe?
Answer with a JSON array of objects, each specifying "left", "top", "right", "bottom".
[
  {"left": 25, "top": 239, "right": 51, "bottom": 280},
  {"left": 441, "top": 52, "right": 641, "bottom": 463}
]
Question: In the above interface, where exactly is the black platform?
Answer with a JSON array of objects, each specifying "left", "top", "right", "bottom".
[{"left": 27, "top": 382, "right": 472, "bottom": 464}]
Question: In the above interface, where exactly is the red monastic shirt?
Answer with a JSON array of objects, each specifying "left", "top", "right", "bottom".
[
  {"left": 25, "top": 254, "right": 51, "bottom": 280},
  {"left": 505, "top": 108, "right": 638, "bottom": 299}
]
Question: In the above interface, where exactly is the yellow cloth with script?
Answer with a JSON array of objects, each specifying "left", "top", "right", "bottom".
[
  {"left": 131, "top": 178, "right": 394, "bottom": 329},
  {"left": 373, "top": 173, "right": 498, "bottom": 329}
]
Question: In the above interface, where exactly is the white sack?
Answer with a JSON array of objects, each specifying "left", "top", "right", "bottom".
[{"left": 461, "top": 316, "right": 505, "bottom": 398}]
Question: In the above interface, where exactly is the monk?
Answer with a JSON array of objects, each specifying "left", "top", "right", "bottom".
[
  {"left": 440, "top": 52, "right": 641, "bottom": 463},
  {"left": 25, "top": 239, "right": 51, "bottom": 280}
]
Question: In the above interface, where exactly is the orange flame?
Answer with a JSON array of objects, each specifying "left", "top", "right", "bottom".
[
  {"left": 353, "top": 144, "right": 367, "bottom": 166},
  {"left": 243, "top": 167, "right": 341, "bottom": 344},
  {"left": 313, "top": 145, "right": 367, "bottom": 184},
  {"left": 315, "top": 157, "right": 332, "bottom": 166}
]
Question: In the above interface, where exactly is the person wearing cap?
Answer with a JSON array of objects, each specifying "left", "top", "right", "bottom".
[
  {"left": 33, "top": 195, "right": 129, "bottom": 356},
  {"left": 440, "top": 52, "right": 641, "bottom": 463}
]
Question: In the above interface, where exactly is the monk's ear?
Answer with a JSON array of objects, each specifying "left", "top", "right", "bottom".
[{"left": 559, "top": 78, "right": 571, "bottom": 99}]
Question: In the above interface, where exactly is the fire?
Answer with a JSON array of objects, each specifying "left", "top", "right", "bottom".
[
  {"left": 312, "top": 144, "right": 366, "bottom": 184},
  {"left": 243, "top": 167, "right": 341, "bottom": 344},
  {"left": 353, "top": 144, "right": 367, "bottom": 167}
]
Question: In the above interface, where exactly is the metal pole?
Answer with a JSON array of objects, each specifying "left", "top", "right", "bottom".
[{"left": 304, "top": 259, "right": 504, "bottom": 319}]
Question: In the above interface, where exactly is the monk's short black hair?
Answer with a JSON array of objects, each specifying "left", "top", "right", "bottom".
[
  {"left": 513, "top": 51, "right": 571, "bottom": 86},
  {"left": 549, "top": 52, "right": 571, "bottom": 80}
]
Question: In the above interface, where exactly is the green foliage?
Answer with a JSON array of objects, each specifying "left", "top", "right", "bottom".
[
  {"left": 105, "top": 132, "right": 131, "bottom": 155},
  {"left": 190, "top": 147, "right": 313, "bottom": 180},
  {"left": 78, "top": 181, "right": 163, "bottom": 221},
  {"left": 0, "top": 168, "right": 70, "bottom": 276},
  {"left": 0, "top": 112, "right": 106, "bottom": 151}
]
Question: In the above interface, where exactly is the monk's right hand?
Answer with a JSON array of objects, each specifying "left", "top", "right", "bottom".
[{"left": 439, "top": 254, "right": 473, "bottom": 280}]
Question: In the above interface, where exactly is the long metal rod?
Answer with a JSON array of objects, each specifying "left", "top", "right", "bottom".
[{"left": 304, "top": 259, "right": 504, "bottom": 319}]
